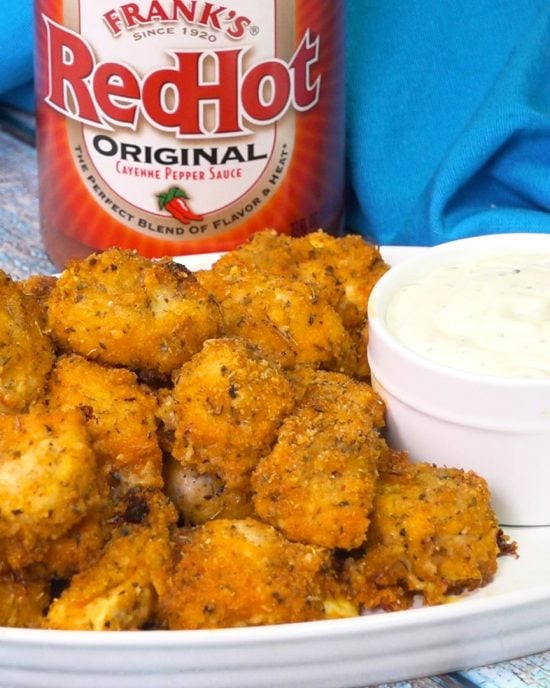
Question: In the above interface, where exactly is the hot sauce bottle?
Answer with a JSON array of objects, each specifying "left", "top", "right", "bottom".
[{"left": 34, "top": 0, "right": 345, "bottom": 268}]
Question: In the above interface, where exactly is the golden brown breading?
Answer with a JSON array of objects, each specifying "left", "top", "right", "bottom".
[
  {"left": 17, "top": 273, "right": 57, "bottom": 328},
  {"left": 291, "top": 231, "right": 389, "bottom": 330},
  {"left": 41, "top": 501, "right": 113, "bottom": 580},
  {"left": 282, "top": 364, "right": 322, "bottom": 403},
  {"left": 252, "top": 372, "right": 385, "bottom": 549},
  {"left": 213, "top": 229, "right": 388, "bottom": 330},
  {"left": 47, "top": 248, "right": 222, "bottom": 377},
  {"left": 0, "top": 269, "right": 54, "bottom": 413},
  {"left": 197, "top": 259, "right": 354, "bottom": 372},
  {"left": 158, "top": 518, "right": 330, "bottom": 629},
  {"left": 337, "top": 457, "right": 501, "bottom": 611},
  {"left": 18, "top": 273, "right": 57, "bottom": 301},
  {"left": 44, "top": 489, "right": 177, "bottom": 630},
  {"left": 0, "top": 410, "right": 99, "bottom": 572},
  {"left": 155, "top": 387, "right": 178, "bottom": 454},
  {"left": 44, "top": 354, "right": 163, "bottom": 490},
  {"left": 170, "top": 337, "right": 294, "bottom": 460},
  {"left": 207, "top": 229, "right": 387, "bottom": 379},
  {"left": 162, "top": 337, "right": 295, "bottom": 523},
  {"left": 0, "top": 573, "right": 51, "bottom": 628},
  {"left": 210, "top": 228, "right": 293, "bottom": 277},
  {"left": 44, "top": 477, "right": 184, "bottom": 581},
  {"left": 338, "top": 325, "right": 371, "bottom": 380}
]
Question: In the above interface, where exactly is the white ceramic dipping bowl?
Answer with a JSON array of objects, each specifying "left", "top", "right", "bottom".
[{"left": 368, "top": 233, "right": 550, "bottom": 526}]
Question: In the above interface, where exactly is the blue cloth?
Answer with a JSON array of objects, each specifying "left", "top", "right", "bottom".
[
  {"left": 3, "top": 2, "right": 550, "bottom": 246},
  {"left": 346, "top": 0, "right": 550, "bottom": 245},
  {"left": 0, "top": 5, "right": 34, "bottom": 111}
]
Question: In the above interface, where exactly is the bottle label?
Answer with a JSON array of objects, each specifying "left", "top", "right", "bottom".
[{"left": 35, "top": 0, "right": 344, "bottom": 258}]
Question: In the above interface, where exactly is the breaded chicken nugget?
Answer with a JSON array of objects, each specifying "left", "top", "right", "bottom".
[
  {"left": 0, "top": 573, "right": 50, "bottom": 628},
  {"left": 209, "top": 229, "right": 386, "bottom": 379},
  {"left": 290, "top": 231, "right": 386, "bottom": 379},
  {"left": 214, "top": 229, "right": 388, "bottom": 330},
  {"left": 45, "top": 489, "right": 177, "bottom": 630},
  {"left": 45, "top": 354, "right": 163, "bottom": 490},
  {"left": 291, "top": 230, "right": 389, "bottom": 329},
  {"left": 0, "top": 410, "right": 99, "bottom": 572},
  {"left": 197, "top": 260, "right": 353, "bottom": 371},
  {"left": 338, "top": 455, "right": 501, "bottom": 611},
  {"left": 42, "top": 500, "right": 113, "bottom": 580},
  {"left": 163, "top": 337, "right": 295, "bottom": 523},
  {"left": 252, "top": 372, "right": 385, "bottom": 549},
  {"left": 158, "top": 518, "right": 329, "bottom": 629},
  {"left": 0, "top": 270, "right": 54, "bottom": 413},
  {"left": 44, "top": 476, "right": 183, "bottom": 581},
  {"left": 210, "top": 228, "right": 293, "bottom": 277},
  {"left": 18, "top": 273, "right": 57, "bottom": 328},
  {"left": 47, "top": 248, "right": 221, "bottom": 377}
]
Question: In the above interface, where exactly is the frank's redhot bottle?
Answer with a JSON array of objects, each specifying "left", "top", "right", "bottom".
[{"left": 34, "top": 0, "right": 345, "bottom": 267}]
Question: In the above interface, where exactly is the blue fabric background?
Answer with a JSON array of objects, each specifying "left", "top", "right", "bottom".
[
  {"left": 2, "top": 2, "right": 550, "bottom": 246},
  {"left": 346, "top": 0, "right": 550, "bottom": 245},
  {"left": 1, "top": 5, "right": 34, "bottom": 111}
]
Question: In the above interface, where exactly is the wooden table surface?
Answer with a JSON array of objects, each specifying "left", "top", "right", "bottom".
[{"left": 0, "top": 121, "right": 549, "bottom": 688}]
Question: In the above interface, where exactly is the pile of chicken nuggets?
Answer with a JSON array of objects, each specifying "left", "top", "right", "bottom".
[{"left": 0, "top": 230, "right": 510, "bottom": 631}]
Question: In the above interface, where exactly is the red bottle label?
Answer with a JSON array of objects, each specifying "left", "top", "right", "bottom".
[{"left": 35, "top": 0, "right": 345, "bottom": 263}]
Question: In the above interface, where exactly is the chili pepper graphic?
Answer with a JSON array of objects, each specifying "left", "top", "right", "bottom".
[{"left": 158, "top": 187, "right": 204, "bottom": 224}]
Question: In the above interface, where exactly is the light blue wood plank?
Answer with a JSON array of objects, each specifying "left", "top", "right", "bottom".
[
  {"left": 459, "top": 653, "right": 550, "bottom": 687},
  {"left": 0, "top": 128, "right": 55, "bottom": 278}
]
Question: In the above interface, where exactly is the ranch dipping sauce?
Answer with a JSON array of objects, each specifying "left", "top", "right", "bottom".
[{"left": 385, "top": 251, "right": 550, "bottom": 378}]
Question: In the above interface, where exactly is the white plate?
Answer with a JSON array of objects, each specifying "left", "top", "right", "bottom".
[
  {"left": 1, "top": 525, "right": 549, "bottom": 688},
  {"left": 2, "top": 246, "right": 548, "bottom": 688}
]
